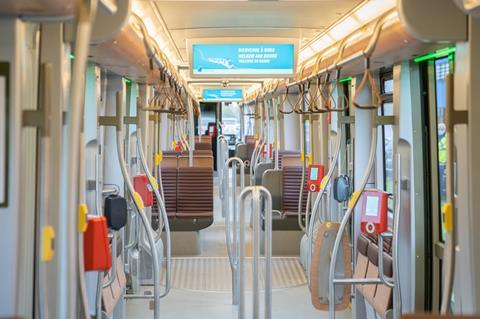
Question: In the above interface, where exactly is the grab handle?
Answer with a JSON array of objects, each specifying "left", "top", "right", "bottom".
[
  {"left": 352, "top": 57, "right": 382, "bottom": 110},
  {"left": 137, "top": 128, "right": 171, "bottom": 298},
  {"left": 98, "top": 91, "right": 161, "bottom": 319},
  {"left": 239, "top": 186, "right": 272, "bottom": 319}
]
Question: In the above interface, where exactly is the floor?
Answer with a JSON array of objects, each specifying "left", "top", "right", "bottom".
[{"left": 125, "top": 173, "right": 352, "bottom": 318}]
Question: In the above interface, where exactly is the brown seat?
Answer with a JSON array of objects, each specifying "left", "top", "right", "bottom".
[
  {"left": 355, "top": 235, "right": 394, "bottom": 318},
  {"left": 354, "top": 235, "right": 371, "bottom": 294},
  {"left": 174, "top": 167, "right": 214, "bottom": 231},
  {"left": 160, "top": 167, "right": 178, "bottom": 218}
]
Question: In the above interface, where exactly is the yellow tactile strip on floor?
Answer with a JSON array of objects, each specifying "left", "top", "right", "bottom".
[{"left": 161, "top": 257, "right": 307, "bottom": 292}]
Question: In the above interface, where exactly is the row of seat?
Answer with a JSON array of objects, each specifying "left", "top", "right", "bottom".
[{"left": 354, "top": 234, "right": 393, "bottom": 318}]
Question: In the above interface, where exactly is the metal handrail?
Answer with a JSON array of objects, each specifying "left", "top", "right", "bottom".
[
  {"left": 393, "top": 152, "right": 403, "bottom": 319},
  {"left": 224, "top": 157, "right": 245, "bottom": 305},
  {"left": 239, "top": 186, "right": 272, "bottom": 319},
  {"left": 328, "top": 116, "right": 377, "bottom": 319},
  {"left": 136, "top": 128, "right": 172, "bottom": 298},
  {"left": 59, "top": 0, "right": 97, "bottom": 317},
  {"left": 272, "top": 97, "right": 280, "bottom": 170},
  {"left": 218, "top": 135, "right": 229, "bottom": 202},
  {"left": 108, "top": 92, "right": 161, "bottom": 318},
  {"left": 307, "top": 125, "right": 343, "bottom": 285},
  {"left": 298, "top": 111, "right": 308, "bottom": 231}
]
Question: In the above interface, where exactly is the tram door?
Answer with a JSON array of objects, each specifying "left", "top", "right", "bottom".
[{"left": 423, "top": 53, "right": 455, "bottom": 311}]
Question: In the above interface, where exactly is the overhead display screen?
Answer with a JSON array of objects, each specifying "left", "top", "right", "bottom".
[
  {"left": 202, "top": 89, "right": 243, "bottom": 101},
  {"left": 192, "top": 44, "right": 295, "bottom": 77}
]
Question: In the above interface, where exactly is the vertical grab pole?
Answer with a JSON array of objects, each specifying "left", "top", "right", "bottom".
[
  {"left": 218, "top": 135, "right": 228, "bottom": 203},
  {"left": 225, "top": 157, "right": 245, "bottom": 305},
  {"left": 252, "top": 188, "right": 261, "bottom": 319},
  {"left": 273, "top": 97, "right": 280, "bottom": 170},
  {"left": 441, "top": 73, "right": 456, "bottom": 314},
  {"left": 307, "top": 127, "right": 342, "bottom": 285},
  {"left": 393, "top": 153, "right": 403, "bottom": 319},
  {"left": 328, "top": 115, "right": 377, "bottom": 319},
  {"left": 259, "top": 187, "right": 273, "bottom": 319},
  {"left": 136, "top": 127, "right": 172, "bottom": 298},
  {"left": 187, "top": 99, "right": 195, "bottom": 167},
  {"left": 239, "top": 189, "right": 249, "bottom": 319},
  {"left": 113, "top": 92, "right": 161, "bottom": 319}
]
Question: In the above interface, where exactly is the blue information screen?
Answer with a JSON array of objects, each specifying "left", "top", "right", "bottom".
[
  {"left": 192, "top": 44, "right": 295, "bottom": 76},
  {"left": 310, "top": 167, "right": 319, "bottom": 181},
  {"left": 202, "top": 89, "right": 243, "bottom": 101}
]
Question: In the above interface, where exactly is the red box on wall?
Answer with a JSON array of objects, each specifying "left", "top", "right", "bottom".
[
  {"left": 133, "top": 174, "right": 154, "bottom": 207},
  {"left": 360, "top": 190, "right": 389, "bottom": 235},
  {"left": 84, "top": 216, "right": 112, "bottom": 271},
  {"left": 307, "top": 164, "right": 325, "bottom": 193}
]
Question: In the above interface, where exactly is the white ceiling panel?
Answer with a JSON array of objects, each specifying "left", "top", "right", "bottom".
[{"left": 137, "top": 0, "right": 363, "bottom": 64}]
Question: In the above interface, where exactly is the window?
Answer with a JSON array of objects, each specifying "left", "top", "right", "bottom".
[{"left": 379, "top": 70, "right": 394, "bottom": 211}]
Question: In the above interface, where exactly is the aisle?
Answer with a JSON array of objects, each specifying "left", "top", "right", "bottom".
[{"left": 125, "top": 175, "right": 352, "bottom": 318}]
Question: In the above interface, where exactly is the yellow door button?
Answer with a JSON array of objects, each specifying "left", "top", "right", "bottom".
[
  {"left": 443, "top": 203, "right": 453, "bottom": 233},
  {"left": 42, "top": 225, "right": 55, "bottom": 262},
  {"left": 78, "top": 203, "right": 89, "bottom": 233}
]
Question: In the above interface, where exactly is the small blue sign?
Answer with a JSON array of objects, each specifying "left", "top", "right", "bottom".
[
  {"left": 192, "top": 44, "right": 295, "bottom": 76},
  {"left": 202, "top": 89, "right": 243, "bottom": 101}
]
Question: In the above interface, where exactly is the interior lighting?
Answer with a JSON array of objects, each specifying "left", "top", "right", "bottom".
[{"left": 413, "top": 47, "right": 456, "bottom": 63}]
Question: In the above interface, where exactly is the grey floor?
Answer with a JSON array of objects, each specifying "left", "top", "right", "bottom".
[{"left": 126, "top": 173, "right": 352, "bottom": 318}]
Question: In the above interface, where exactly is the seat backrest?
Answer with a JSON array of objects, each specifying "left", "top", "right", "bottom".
[
  {"left": 281, "top": 154, "right": 302, "bottom": 167},
  {"left": 178, "top": 155, "right": 213, "bottom": 168},
  {"left": 254, "top": 162, "right": 274, "bottom": 185},
  {"left": 275, "top": 150, "right": 301, "bottom": 169},
  {"left": 245, "top": 135, "right": 255, "bottom": 143},
  {"left": 235, "top": 143, "right": 248, "bottom": 160},
  {"left": 160, "top": 167, "right": 178, "bottom": 214},
  {"left": 282, "top": 165, "right": 308, "bottom": 214},
  {"left": 181, "top": 149, "right": 213, "bottom": 156},
  {"left": 161, "top": 150, "right": 179, "bottom": 168},
  {"left": 199, "top": 135, "right": 212, "bottom": 144},
  {"left": 195, "top": 142, "right": 211, "bottom": 150},
  {"left": 262, "top": 169, "right": 283, "bottom": 211},
  {"left": 177, "top": 167, "right": 213, "bottom": 214}
]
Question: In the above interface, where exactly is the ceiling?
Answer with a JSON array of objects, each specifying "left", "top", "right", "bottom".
[{"left": 135, "top": 0, "right": 365, "bottom": 93}]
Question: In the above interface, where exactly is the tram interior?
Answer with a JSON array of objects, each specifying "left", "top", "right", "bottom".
[{"left": 0, "top": 0, "right": 480, "bottom": 319}]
